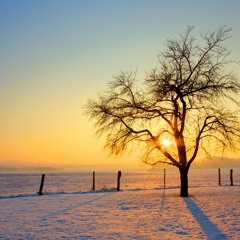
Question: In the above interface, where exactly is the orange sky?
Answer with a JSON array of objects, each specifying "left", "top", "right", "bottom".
[{"left": 1, "top": 1, "right": 240, "bottom": 171}]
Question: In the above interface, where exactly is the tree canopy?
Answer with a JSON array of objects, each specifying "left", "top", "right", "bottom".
[{"left": 85, "top": 26, "right": 240, "bottom": 196}]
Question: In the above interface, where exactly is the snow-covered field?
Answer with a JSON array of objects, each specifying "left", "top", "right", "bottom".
[{"left": 0, "top": 186, "right": 239, "bottom": 239}]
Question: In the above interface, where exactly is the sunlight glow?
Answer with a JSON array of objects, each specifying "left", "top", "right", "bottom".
[{"left": 162, "top": 139, "right": 171, "bottom": 147}]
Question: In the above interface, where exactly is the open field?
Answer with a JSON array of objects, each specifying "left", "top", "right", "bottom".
[{"left": 0, "top": 186, "right": 239, "bottom": 239}]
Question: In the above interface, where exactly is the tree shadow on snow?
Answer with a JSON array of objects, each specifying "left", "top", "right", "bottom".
[{"left": 183, "top": 198, "right": 227, "bottom": 240}]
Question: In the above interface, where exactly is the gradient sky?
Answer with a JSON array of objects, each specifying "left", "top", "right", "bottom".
[{"left": 1, "top": 0, "right": 240, "bottom": 171}]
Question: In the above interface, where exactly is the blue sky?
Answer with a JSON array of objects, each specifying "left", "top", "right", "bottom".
[{"left": 0, "top": 0, "right": 240, "bottom": 170}]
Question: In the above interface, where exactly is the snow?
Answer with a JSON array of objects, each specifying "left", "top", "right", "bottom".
[{"left": 0, "top": 186, "right": 239, "bottom": 239}]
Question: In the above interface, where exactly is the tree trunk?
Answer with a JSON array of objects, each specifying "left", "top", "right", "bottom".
[{"left": 179, "top": 167, "right": 189, "bottom": 197}]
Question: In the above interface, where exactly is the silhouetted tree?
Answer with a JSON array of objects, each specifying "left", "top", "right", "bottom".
[{"left": 85, "top": 26, "right": 240, "bottom": 197}]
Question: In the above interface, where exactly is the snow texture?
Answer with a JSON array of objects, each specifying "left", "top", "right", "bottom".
[{"left": 0, "top": 186, "right": 239, "bottom": 239}]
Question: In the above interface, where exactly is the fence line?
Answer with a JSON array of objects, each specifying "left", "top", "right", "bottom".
[
  {"left": 230, "top": 169, "right": 233, "bottom": 186},
  {"left": 117, "top": 171, "right": 121, "bottom": 191},
  {"left": 36, "top": 168, "right": 236, "bottom": 195},
  {"left": 218, "top": 168, "right": 221, "bottom": 185},
  {"left": 38, "top": 174, "right": 45, "bottom": 195},
  {"left": 92, "top": 171, "right": 95, "bottom": 191}
]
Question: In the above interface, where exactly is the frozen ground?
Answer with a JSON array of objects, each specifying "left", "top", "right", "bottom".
[{"left": 0, "top": 186, "right": 239, "bottom": 239}]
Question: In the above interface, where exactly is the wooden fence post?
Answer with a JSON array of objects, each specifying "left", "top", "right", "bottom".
[
  {"left": 164, "top": 168, "right": 166, "bottom": 188},
  {"left": 117, "top": 171, "right": 122, "bottom": 191},
  {"left": 39, "top": 174, "right": 45, "bottom": 195},
  {"left": 230, "top": 169, "right": 233, "bottom": 186},
  {"left": 92, "top": 171, "right": 96, "bottom": 191},
  {"left": 218, "top": 168, "right": 221, "bottom": 186}
]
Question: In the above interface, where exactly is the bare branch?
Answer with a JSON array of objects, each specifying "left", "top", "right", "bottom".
[{"left": 85, "top": 26, "right": 240, "bottom": 171}]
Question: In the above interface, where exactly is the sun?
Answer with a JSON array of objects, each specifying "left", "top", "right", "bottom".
[{"left": 162, "top": 139, "right": 171, "bottom": 147}]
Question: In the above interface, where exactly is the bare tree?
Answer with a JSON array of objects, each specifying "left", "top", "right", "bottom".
[{"left": 85, "top": 26, "right": 240, "bottom": 197}]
